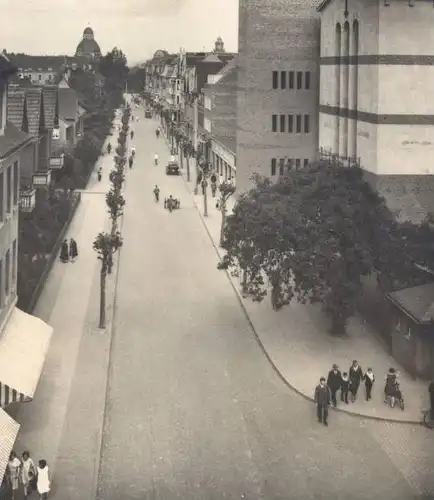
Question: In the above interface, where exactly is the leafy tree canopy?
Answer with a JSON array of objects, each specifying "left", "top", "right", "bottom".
[{"left": 219, "top": 162, "right": 414, "bottom": 334}]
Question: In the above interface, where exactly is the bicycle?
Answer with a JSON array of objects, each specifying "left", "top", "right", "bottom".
[{"left": 422, "top": 410, "right": 434, "bottom": 429}]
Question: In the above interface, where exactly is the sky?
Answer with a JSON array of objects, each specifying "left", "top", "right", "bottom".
[{"left": 0, "top": 0, "right": 239, "bottom": 65}]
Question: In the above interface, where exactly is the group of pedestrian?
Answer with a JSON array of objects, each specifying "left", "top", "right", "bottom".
[
  {"left": 6, "top": 451, "right": 50, "bottom": 499},
  {"left": 60, "top": 238, "right": 78, "bottom": 263},
  {"left": 314, "top": 360, "right": 376, "bottom": 426}
]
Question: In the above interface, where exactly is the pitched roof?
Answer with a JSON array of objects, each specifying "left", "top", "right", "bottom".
[
  {"left": 202, "top": 53, "right": 222, "bottom": 63},
  {"left": 25, "top": 88, "right": 43, "bottom": 135},
  {"left": 58, "top": 88, "right": 78, "bottom": 120},
  {"left": 388, "top": 283, "right": 434, "bottom": 324},
  {"left": 0, "top": 52, "right": 17, "bottom": 77},
  {"left": 7, "top": 88, "right": 26, "bottom": 130},
  {"left": 7, "top": 54, "right": 67, "bottom": 72},
  {"left": 195, "top": 60, "right": 226, "bottom": 93},
  {"left": 42, "top": 86, "right": 57, "bottom": 129},
  {"left": 0, "top": 122, "right": 32, "bottom": 159},
  {"left": 213, "top": 57, "right": 237, "bottom": 85}
]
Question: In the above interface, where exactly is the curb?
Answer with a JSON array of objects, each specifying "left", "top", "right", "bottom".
[
  {"left": 93, "top": 115, "right": 129, "bottom": 500},
  {"left": 171, "top": 137, "right": 422, "bottom": 426}
]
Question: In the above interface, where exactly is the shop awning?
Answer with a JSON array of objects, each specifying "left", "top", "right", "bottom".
[
  {"left": 0, "top": 409, "right": 19, "bottom": 484},
  {"left": 0, "top": 307, "right": 53, "bottom": 407}
]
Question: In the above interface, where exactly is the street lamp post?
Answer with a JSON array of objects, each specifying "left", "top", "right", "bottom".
[
  {"left": 217, "top": 177, "right": 236, "bottom": 247},
  {"left": 198, "top": 159, "right": 211, "bottom": 216}
]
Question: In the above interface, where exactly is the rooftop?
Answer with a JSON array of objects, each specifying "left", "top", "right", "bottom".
[
  {"left": 0, "top": 122, "right": 32, "bottom": 159},
  {"left": 7, "top": 54, "right": 68, "bottom": 72},
  {"left": 388, "top": 282, "right": 434, "bottom": 324}
]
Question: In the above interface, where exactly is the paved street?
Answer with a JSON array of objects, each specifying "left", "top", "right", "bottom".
[{"left": 96, "top": 108, "right": 434, "bottom": 500}]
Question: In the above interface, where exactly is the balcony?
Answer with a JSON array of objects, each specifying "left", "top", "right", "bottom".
[
  {"left": 318, "top": 147, "right": 360, "bottom": 168},
  {"left": 49, "top": 153, "right": 65, "bottom": 170},
  {"left": 19, "top": 187, "right": 36, "bottom": 213},
  {"left": 32, "top": 171, "right": 52, "bottom": 186}
]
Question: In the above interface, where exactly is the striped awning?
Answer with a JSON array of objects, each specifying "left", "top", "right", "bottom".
[
  {"left": 0, "top": 307, "right": 53, "bottom": 408},
  {"left": 0, "top": 409, "right": 19, "bottom": 484}
]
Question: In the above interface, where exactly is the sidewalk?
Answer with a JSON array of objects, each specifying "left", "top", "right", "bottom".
[
  {"left": 11, "top": 114, "right": 124, "bottom": 499},
  {"left": 164, "top": 133, "right": 429, "bottom": 424}
]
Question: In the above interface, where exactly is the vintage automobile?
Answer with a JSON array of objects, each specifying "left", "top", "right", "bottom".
[
  {"left": 145, "top": 109, "right": 152, "bottom": 118},
  {"left": 166, "top": 160, "right": 180, "bottom": 175}
]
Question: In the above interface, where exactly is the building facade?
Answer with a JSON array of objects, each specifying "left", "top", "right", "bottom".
[
  {"left": 318, "top": 0, "right": 434, "bottom": 221},
  {"left": 203, "top": 59, "right": 238, "bottom": 181},
  {"left": 237, "top": 0, "right": 320, "bottom": 192},
  {"left": 0, "top": 53, "right": 53, "bottom": 487}
]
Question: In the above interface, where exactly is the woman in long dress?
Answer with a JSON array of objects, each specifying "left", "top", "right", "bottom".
[
  {"left": 69, "top": 238, "right": 78, "bottom": 262},
  {"left": 37, "top": 460, "right": 50, "bottom": 500},
  {"left": 21, "top": 451, "right": 37, "bottom": 498},
  {"left": 60, "top": 239, "right": 69, "bottom": 262},
  {"left": 7, "top": 451, "right": 21, "bottom": 500}
]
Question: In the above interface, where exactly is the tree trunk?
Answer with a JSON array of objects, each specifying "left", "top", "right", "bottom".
[
  {"left": 99, "top": 267, "right": 107, "bottom": 329},
  {"left": 107, "top": 219, "right": 117, "bottom": 275},
  {"left": 203, "top": 184, "right": 208, "bottom": 217},
  {"left": 186, "top": 155, "right": 191, "bottom": 182},
  {"left": 219, "top": 203, "right": 226, "bottom": 247},
  {"left": 330, "top": 311, "right": 347, "bottom": 336}
]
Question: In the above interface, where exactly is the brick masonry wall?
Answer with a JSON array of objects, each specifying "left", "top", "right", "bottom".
[
  {"left": 236, "top": 0, "right": 321, "bottom": 193},
  {"left": 210, "top": 68, "right": 237, "bottom": 153}
]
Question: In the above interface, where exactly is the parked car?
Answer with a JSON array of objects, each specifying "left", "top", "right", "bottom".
[
  {"left": 166, "top": 160, "right": 180, "bottom": 175},
  {"left": 145, "top": 110, "right": 152, "bottom": 118}
]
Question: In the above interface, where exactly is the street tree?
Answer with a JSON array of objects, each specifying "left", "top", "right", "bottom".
[
  {"left": 109, "top": 169, "right": 125, "bottom": 191},
  {"left": 217, "top": 180, "right": 236, "bottom": 247},
  {"left": 93, "top": 232, "right": 123, "bottom": 328},
  {"left": 219, "top": 163, "right": 395, "bottom": 333},
  {"left": 106, "top": 188, "right": 125, "bottom": 234}
]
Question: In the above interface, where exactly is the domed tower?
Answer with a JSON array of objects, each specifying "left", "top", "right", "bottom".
[
  {"left": 75, "top": 26, "right": 102, "bottom": 59},
  {"left": 213, "top": 36, "right": 225, "bottom": 53}
]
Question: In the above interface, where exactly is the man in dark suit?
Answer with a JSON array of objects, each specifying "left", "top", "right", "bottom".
[
  {"left": 314, "top": 377, "right": 331, "bottom": 426},
  {"left": 327, "top": 364, "right": 342, "bottom": 407}
]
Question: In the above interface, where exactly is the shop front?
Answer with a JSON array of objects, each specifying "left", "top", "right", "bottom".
[
  {"left": 211, "top": 139, "right": 236, "bottom": 184},
  {"left": 0, "top": 307, "right": 53, "bottom": 485}
]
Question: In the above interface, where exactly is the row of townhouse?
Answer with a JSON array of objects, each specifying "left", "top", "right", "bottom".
[
  {"left": 144, "top": 37, "right": 238, "bottom": 183},
  {"left": 144, "top": 0, "right": 434, "bottom": 222},
  {"left": 0, "top": 53, "right": 88, "bottom": 487}
]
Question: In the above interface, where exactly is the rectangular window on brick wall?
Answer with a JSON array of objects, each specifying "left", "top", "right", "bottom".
[
  {"left": 272, "top": 71, "right": 278, "bottom": 89},
  {"left": 5, "top": 250, "right": 9, "bottom": 297},
  {"left": 305, "top": 72, "right": 311, "bottom": 90},
  {"left": 288, "top": 115, "right": 293, "bottom": 133},
  {"left": 304, "top": 159, "right": 309, "bottom": 168},
  {"left": 297, "top": 72, "right": 303, "bottom": 90},
  {"left": 288, "top": 71, "right": 294, "bottom": 90},
  {"left": 272, "top": 115, "right": 277, "bottom": 132},
  {"left": 279, "top": 159, "right": 285, "bottom": 175},
  {"left": 6, "top": 167, "right": 11, "bottom": 214},
  {"left": 13, "top": 161, "right": 18, "bottom": 206},
  {"left": 304, "top": 115, "right": 310, "bottom": 133},
  {"left": 271, "top": 158, "right": 277, "bottom": 176},
  {"left": 296, "top": 115, "right": 302, "bottom": 133},
  {"left": 280, "top": 71, "right": 286, "bottom": 89},
  {"left": 280, "top": 115, "right": 285, "bottom": 132},
  {"left": 295, "top": 159, "right": 301, "bottom": 170}
]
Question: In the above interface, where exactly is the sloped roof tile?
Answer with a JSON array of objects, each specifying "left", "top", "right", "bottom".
[
  {"left": 7, "top": 54, "right": 67, "bottom": 72},
  {"left": 388, "top": 283, "right": 434, "bottom": 324},
  {"left": 25, "top": 88, "right": 43, "bottom": 136},
  {"left": 0, "top": 122, "right": 32, "bottom": 159},
  {"left": 42, "top": 86, "right": 57, "bottom": 129},
  {"left": 7, "top": 88, "right": 26, "bottom": 130},
  {"left": 58, "top": 88, "right": 78, "bottom": 120}
]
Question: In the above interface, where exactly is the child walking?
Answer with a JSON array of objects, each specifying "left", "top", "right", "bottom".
[
  {"left": 340, "top": 372, "right": 349, "bottom": 404},
  {"left": 364, "top": 368, "right": 375, "bottom": 401}
]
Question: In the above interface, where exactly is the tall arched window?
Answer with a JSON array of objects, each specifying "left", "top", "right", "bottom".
[
  {"left": 350, "top": 20, "right": 359, "bottom": 159},
  {"left": 334, "top": 23, "right": 342, "bottom": 154}
]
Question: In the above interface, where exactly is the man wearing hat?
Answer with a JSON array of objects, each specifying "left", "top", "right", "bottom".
[{"left": 327, "top": 364, "right": 342, "bottom": 407}]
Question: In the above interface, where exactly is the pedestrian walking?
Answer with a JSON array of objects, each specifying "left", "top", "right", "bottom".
[
  {"left": 429, "top": 380, "right": 434, "bottom": 420},
  {"left": 97, "top": 167, "right": 102, "bottom": 181},
  {"left": 60, "top": 239, "right": 69, "bottom": 263},
  {"left": 36, "top": 460, "right": 50, "bottom": 500},
  {"left": 340, "top": 372, "right": 350, "bottom": 404},
  {"left": 69, "top": 238, "right": 78, "bottom": 262},
  {"left": 326, "top": 364, "right": 342, "bottom": 407},
  {"left": 314, "top": 377, "right": 331, "bottom": 426},
  {"left": 129, "top": 155, "right": 134, "bottom": 168},
  {"left": 7, "top": 452, "right": 21, "bottom": 500},
  {"left": 21, "top": 451, "right": 37, "bottom": 498},
  {"left": 364, "top": 367, "right": 375, "bottom": 401},
  {"left": 349, "top": 360, "right": 364, "bottom": 402}
]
